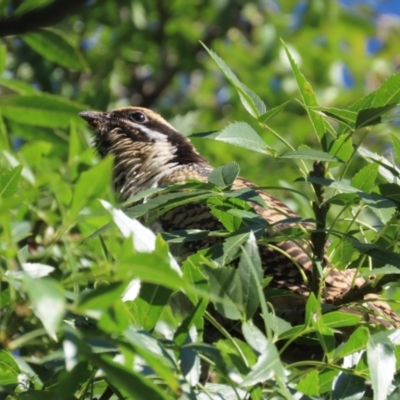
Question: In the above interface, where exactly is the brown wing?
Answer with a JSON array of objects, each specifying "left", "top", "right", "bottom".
[{"left": 156, "top": 174, "right": 400, "bottom": 328}]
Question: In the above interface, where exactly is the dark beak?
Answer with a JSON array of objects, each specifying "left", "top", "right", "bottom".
[{"left": 79, "top": 111, "right": 110, "bottom": 127}]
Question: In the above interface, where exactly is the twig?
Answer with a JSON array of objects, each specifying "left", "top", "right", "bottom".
[
  {"left": 309, "top": 161, "right": 330, "bottom": 296},
  {"left": 0, "top": 0, "right": 87, "bottom": 38},
  {"left": 334, "top": 273, "right": 400, "bottom": 306}
]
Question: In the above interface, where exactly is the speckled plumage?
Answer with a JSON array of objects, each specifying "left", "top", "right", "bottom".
[{"left": 80, "top": 106, "right": 400, "bottom": 329}]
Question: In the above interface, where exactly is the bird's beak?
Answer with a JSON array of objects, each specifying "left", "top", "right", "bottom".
[{"left": 79, "top": 111, "right": 110, "bottom": 127}]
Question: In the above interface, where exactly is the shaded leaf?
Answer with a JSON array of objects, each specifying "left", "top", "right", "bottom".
[
  {"left": 204, "top": 266, "right": 242, "bottom": 320},
  {"left": 238, "top": 233, "right": 263, "bottom": 320},
  {"left": 356, "top": 105, "right": 395, "bottom": 129},
  {"left": 0, "top": 93, "right": 87, "bottom": 128},
  {"left": 208, "top": 162, "right": 240, "bottom": 188},
  {"left": 87, "top": 353, "right": 171, "bottom": 400},
  {"left": 22, "top": 28, "right": 88, "bottom": 71}
]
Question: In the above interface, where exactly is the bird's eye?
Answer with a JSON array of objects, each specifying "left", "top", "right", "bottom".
[{"left": 129, "top": 112, "right": 147, "bottom": 123}]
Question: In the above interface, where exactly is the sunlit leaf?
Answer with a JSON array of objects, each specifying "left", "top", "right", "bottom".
[
  {"left": 0, "top": 350, "right": 20, "bottom": 385},
  {"left": 202, "top": 43, "right": 266, "bottom": 118},
  {"left": 351, "top": 163, "right": 379, "bottom": 192},
  {"left": 0, "top": 165, "right": 22, "bottom": 198},
  {"left": 193, "top": 122, "right": 270, "bottom": 154},
  {"left": 23, "top": 275, "right": 65, "bottom": 341},
  {"left": 281, "top": 149, "right": 340, "bottom": 162},
  {"left": 367, "top": 335, "right": 396, "bottom": 400}
]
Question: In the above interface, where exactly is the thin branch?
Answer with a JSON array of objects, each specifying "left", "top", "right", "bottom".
[
  {"left": 310, "top": 161, "right": 330, "bottom": 296},
  {"left": 334, "top": 273, "right": 400, "bottom": 306},
  {"left": 0, "top": 0, "right": 87, "bottom": 38}
]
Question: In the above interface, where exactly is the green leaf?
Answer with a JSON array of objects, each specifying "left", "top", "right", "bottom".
[
  {"left": 204, "top": 266, "right": 242, "bottom": 320},
  {"left": 301, "top": 176, "right": 358, "bottom": 193},
  {"left": 0, "top": 165, "right": 23, "bottom": 198},
  {"left": 281, "top": 41, "right": 326, "bottom": 142},
  {"left": 355, "top": 104, "right": 395, "bottom": 129},
  {"left": 391, "top": 134, "right": 400, "bottom": 164},
  {"left": 87, "top": 353, "right": 171, "bottom": 400},
  {"left": 367, "top": 335, "right": 396, "bottom": 400},
  {"left": 315, "top": 106, "right": 357, "bottom": 128},
  {"left": 193, "top": 122, "right": 269, "bottom": 154},
  {"left": 0, "top": 93, "right": 87, "bottom": 128},
  {"left": 351, "top": 163, "right": 379, "bottom": 192},
  {"left": 297, "top": 369, "right": 319, "bottom": 396},
  {"left": 0, "top": 44, "right": 6, "bottom": 75},
  {"left": 202, "top": 43, "right": 266, "bottom": 118},
  {"left": 379, "top": 183, "right": 400, "bottom": 204},
  {"left": 329, "top": 135, "right": 353, "bottom": 162},
  {"left": 23, "top": 275, "right": 65, "bottom": 341},
  {"left": 349, "top": 71, "right": 400, "bottom": 126},
  {"left": 22, "top": 28, "right": 88, "bottom": 71},
  {"left": 211, "top": 232, "right": 250, "bottom": 266},
  {"left": 77, "top": 282, "right": 127, "bottom": 311},
  {"left": 322, "top": 312, "right": 361, "bottom": 329},
  {"left": 332, "top": 373, "right": 367, "bottom": 400},
  {"left": 365, "top": 247, "right": 400, "bottom": 268},
  {"left": 0, "top": 78, "right": 38, "bottom": 94},
  {"left": 281, "top": 149, "right": 340, "bottom": 162},
  {"left": 123, "top": 328, "right": 179, "bottom": 392},
  {"left": 334, "top": 326, "right": 369, "bottom": 361},
  {"left": 14, "top": 0, "right": 53, "bottom": 15},
  {"left": 0, "top": 350, "right": 20, "bottom": 385},
  {"left": 258, "top": 101, "right": 290, "bottom": 123},
  {"left": 238, "top": 233, "right": 263, "bottom": 320},
  {"left": 98, "top": 301, "right": 131, "bottom": 333},
  {"left": 70, "top": 157, "right": 113, "bottom": 219},
  {"left": 241, "top": 323, "right": 287, "bottom": 386},
  {"left": 357, "top": 146, "right": 400, "bottom": 183},
  {"left": 132, "top": 283, "right": 172, "bottom": 330},
  {"left": 0, "top": 114, "right": 10, "bottom": 152},
  {"left": 207, "top": 162, "right": 240, "bottom": 188}
]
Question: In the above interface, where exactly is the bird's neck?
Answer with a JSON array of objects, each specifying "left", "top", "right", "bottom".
[{"left": 112, "top": 141, "right": 211, "bottom": 200}]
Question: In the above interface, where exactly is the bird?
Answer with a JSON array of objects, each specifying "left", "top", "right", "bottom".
[{"left": 79, "top": 106, "right": 400, "bottom": 337}]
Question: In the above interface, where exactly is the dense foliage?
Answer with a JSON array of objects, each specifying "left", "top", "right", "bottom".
[{"left": 1, "top": 1, "right": 400, "bottom": 399}]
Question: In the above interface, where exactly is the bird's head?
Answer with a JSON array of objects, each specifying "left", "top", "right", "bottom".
[{"left": 79, "top": 106, "right": 208, "bottom": 198}]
